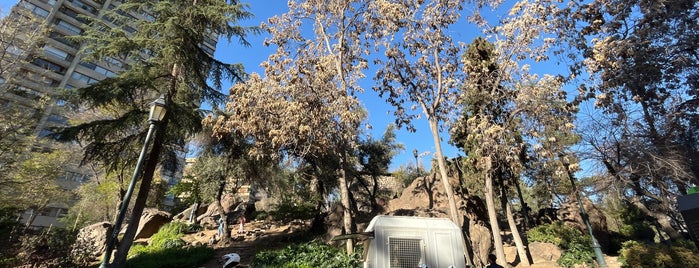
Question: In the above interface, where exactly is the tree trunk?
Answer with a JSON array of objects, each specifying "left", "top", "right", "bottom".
[
  {"left": 429, "top": 119, "right": 460, "bottom": 225},
  {"left": 498, "top": 174, "right": 530, "bottom": 266},
  {"left": 214, "top": 180, "right": 230, "bottom": 244},
  {"left": 113, "top": 66, "right": 179, "bottom": 266},
  {"left": 505, "top": 199, "right": 530, "bottom": 266},
  {"left": 338, "top": 154, "right": 354, "bottom": 254},
  {"left": 513, "top": 179, "right": 531, "bottom": 231},
  {"left": 484, "top": 157, "right": 507, "bottom": 267}
]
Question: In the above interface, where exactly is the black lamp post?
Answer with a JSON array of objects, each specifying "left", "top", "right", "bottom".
[
  {"left": 100, "top": 96, "right": 166, "bottom": 268},
  {"left": 413, "top": 149, "right": 419, "bottom": 176}
]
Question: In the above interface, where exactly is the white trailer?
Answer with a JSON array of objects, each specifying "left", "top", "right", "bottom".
[{"left": 363, "top": 215, "right": 466, "bottom": 268}]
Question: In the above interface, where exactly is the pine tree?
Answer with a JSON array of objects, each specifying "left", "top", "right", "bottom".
[{"left": 53, "top": 0, "right": 258, "bottom": 265}]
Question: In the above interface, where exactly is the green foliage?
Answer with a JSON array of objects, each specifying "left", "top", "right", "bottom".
[
  {"left": 128, "top": 222, "right": 194, "bottom": 258},
  {"left": 250, "top": 241, "right": 361, "bottom": 268},
  {"left": 391, "top": 164, "right": 419, "bottom": 188},
  {"left": 126, "top": 246, "right": 214, "bottom": 268},
  {"left": 528, "top": 221, "right": 594, "bottom": 267},
  {"left": 618, "top": 240, "right": 699, "bottom": 268},
  {"left": 268, "top": 198, "right": 317, "bottom": 222},
  {"left": 9, "top": 228, "right": 80, "bottom": 267},
  {"left": 616, "top": 205, "right": 655, "bottom": 240}
]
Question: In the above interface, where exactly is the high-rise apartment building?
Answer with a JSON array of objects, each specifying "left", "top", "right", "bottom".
[{"left": 3, "top": 0, "right": 217, "bottom": 228}]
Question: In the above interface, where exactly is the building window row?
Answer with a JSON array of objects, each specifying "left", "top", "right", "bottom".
[
  {"left": 55, "top": 19, "right": 83, "bottom": 35},
  {"left": 19, "top": 1, "right": 50, "bottom": 18},
  {"left": 31, "top": 58, "right": 65, "bottom": 74},
  {"left": 59, "top": 5, "right": 90, "bottom": 24},
  {"left": 79, "top": 62, "right": 117, "bottom": 77},
  {"left": 71, "top": 71, "right": 98, "bottom": 84},
  {"left": 44, "top": 45, "right": 75, "bottom": 61},
  {"left": 66, "top": 0, "right": 97, "bottom": 15},
  {"left": 49, "top": 32, "right": 81, "bottom": 50}
]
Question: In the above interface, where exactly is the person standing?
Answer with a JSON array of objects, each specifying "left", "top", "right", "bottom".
[
  {"left": 217, "top": 217, "right": 224, "bottom": 238},
  {"left": 238, "top": 216, "right": 246, "bottom": 234}
]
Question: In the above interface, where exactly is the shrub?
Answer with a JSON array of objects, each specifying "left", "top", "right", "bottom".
[
  {"left": 268, "top": 200, "right": 317, "bottom": 222},
  {"left": 528, "top": 221, "right": 594, "bottom": 267},
  {"left": 126, "top": 246, "right": 214, "bottom": 268},
  {"left": 125, "top": 221, "right": 213, "bottom": 268},
  {"left": 618, "top": 240, "right": 699, "bottom": 268},
  {"left": 250, "top": 241, "right": 361, "bottom": 268}
]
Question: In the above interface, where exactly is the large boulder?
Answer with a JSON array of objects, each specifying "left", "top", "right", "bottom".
[
  {"left": 528, "top": 242, "right": 563, "bottom": 263},
  {"left": 173, "top": 203, "right": 208, "bottom": 223},
  {"left": 134, "top": 208, "right": 172, "bottom": 240},
  {"left": 558, "top": 197, "right": 610, "bottom": 252},
  {"left": 71, "top": 222, "right": 111, "bottom": 264}
]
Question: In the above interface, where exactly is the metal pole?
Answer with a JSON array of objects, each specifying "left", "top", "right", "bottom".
[
  {"left": 99, "top": 122, "right": 157, "bottom": 268},
  {"left": 566, "top": 167, "right": 607, "bottom": 268}
]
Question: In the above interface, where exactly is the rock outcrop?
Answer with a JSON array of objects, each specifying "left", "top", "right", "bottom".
[
  {"left": 71, "top": 221, "right": 111, "bottom": 264},
  {"left": 134, "top": 208, "right": 172, "bottom": 240}
]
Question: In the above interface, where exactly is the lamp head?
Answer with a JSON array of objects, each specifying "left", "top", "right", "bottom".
[{"left": 149, "top": 95, "right": 167, "bottom": 123}]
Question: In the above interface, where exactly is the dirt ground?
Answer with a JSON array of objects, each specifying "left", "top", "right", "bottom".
[{"left": 182, "top": 219, "right": 311, "bottom": 268}]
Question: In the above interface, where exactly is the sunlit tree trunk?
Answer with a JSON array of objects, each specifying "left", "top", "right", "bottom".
[
  {"left": 484, "top": 157, "right": 507, "bottom": 267},
  {"left": 338, "top": 154, "right": 353, "bottom": 254}
]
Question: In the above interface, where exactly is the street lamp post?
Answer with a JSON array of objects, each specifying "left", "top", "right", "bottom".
[
  {"left": 99, "top": 96, "right": 167, "bottom": 268},
  {"left": 564, "top": 162, "right": 608, "bottom": 268},
  {"left": 413, "top": 149, "right": 419, "bottom": 176}
]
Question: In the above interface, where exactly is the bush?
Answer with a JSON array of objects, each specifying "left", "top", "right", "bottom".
[
  {"left": 268, "top": 200, "right": 317, "bottom": 222},
  {"left": 126, "top": 246, "right": 214, "bottom": 268},
  {"left": 528, "top": 221, "right": 594, "bottom": 267},
  {"left": 125, "top": 221, "right": 213, "bottom": 268},
  {"left": 618, "top": 240, "right": 699, "bottom": 268},
  {"left": 250, "top": 241, "right": 361, "bottom": 268}
]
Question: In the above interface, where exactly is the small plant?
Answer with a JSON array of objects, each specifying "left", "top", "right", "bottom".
[
  {"left": 618, "top": 240, "right": 699, "bottom": 268},
  {"left": 527, "top": 221, "right": 594, "bottom": 267},
  {"left": 250, "top": 241, "right": 361, "bottom": 268}
]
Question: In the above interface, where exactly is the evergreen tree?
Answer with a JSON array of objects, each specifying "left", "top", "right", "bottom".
[{"left": 54, "top": 0, "right": 257, "bottom": 265}]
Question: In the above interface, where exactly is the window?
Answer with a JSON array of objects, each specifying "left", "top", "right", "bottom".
[
  {"left": 95, "top": 66, "right": 116, "bottom": 77},
  {"left": 55, "top": 19, "right": 82, "bottom": 35},
  {"left": 32, "top": 58, "right": 65, "bottom": 74},
  {"left": 44, "top": 45, "right": 74, "bottom": 61},
  {"left": 67, "top": 0, "right": 97, "bottom": 15},
  {"left": 50, "top": 32, "right": 80, "bottom": 49},
  {"left": 60, "top": 6, "right": 89, "bottom": 24},
  {"left": 104, "top": 57, "right": 125, "bottom": 69},
  {"left": 80, "top": 62, "right": 117, "bottom": 77},
  {"left": 71, "top": 71, "right": 98, "bottom": 84},
  {"left": 389, "top": 238, "right": 423, "bottom": 268},
  {"left": 20, "top": 2, "right": 49, "bottom": 18}
]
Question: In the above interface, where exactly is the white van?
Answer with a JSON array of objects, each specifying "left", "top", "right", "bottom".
[{"left": 362, "top": 215, "right": 467, "bottom": 268}]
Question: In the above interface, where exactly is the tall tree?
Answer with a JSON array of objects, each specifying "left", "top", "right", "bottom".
[
  {"left": 497, "top": 0, "right": 699, "bottom": 239},
  {"left": 212, "top": 0, "right": 371, "bottom": 253},
  {"left": 355, "top": 124, "right": 404, "bottom": 214},
  {"left": 0, "top": 6, "right": 49, "bottom": 182},
  {"left": 370, "top": 0, "right": 465, "bottom": 229},
  {"left": 452, "top": 37, "right": 527, "bottom": 267},
  {"left": 54, "top": 0, "right": 257, "bottom": 265}
]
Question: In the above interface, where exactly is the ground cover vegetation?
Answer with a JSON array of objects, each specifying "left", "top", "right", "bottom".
[{"left": 0, "top": 0, "right": 697, "bottom": 267}]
